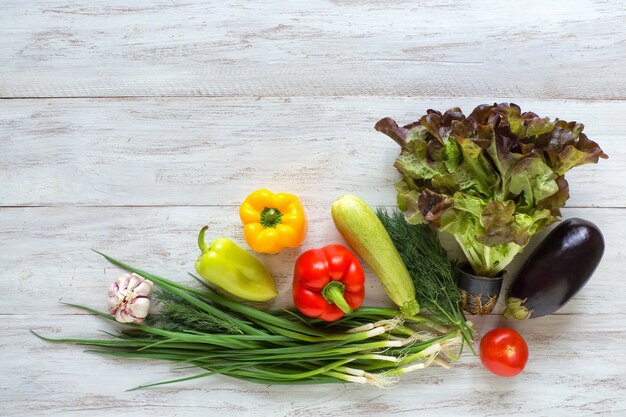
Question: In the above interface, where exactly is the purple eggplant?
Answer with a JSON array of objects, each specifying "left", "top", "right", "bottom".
[{"left": 503, "top": 218, "right": 604, "bottom": 319}]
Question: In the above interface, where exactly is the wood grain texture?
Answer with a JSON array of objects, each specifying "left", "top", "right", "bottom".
[
  {"left": 0, "top": 206, "right": 623, "bottom": 317},
  {"left": 0, "top": 97, "right": 621, "bottom": 207},
  {"left": 4, "top": 314, "right": 625, "bottom": 417},
  {"left": 1, "top": 0, "right": 626, "bottom": 98},
  {"left": 0, "top": 206, "right": 626, "bottom": 316},
  {"left": 2, "top": 1, "right": 625, "bottom": 415}
]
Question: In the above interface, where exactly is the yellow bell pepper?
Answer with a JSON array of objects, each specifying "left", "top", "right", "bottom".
[{"left": 239, "top": 189, "right": 307, "bottom": 254}]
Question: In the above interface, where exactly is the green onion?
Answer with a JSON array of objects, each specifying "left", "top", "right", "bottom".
[{"left": 33, "top": 253, "right": 464, "bottom": 389}]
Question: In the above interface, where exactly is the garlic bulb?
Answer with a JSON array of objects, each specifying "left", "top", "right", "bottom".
[{"left": 108, "top": 273, "right": 153, "bottom": 323}]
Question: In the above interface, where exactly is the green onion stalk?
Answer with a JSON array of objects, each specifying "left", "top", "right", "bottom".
[{"left": 33, "top": 252, "right": 463, "bottom": 390}]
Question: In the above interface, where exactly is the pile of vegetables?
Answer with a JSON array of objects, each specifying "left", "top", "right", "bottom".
[
  {"left": 37, "top": 253, "right": 462, "bottom": 388},
  {"left": 38, "top": 189, "right": 472, "bottom": 389},
  {"left": 375, "top": 103, "right": 607, "bottom": 277},
  {"left": 36, "top": 103, "right": 609, "bottom": 385}
]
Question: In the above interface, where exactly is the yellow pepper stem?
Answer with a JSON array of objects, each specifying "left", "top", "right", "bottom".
[
  {"left": 322, "top": 281, "right": 352, "bottom": 315},
  {"left": 260, "top": 207, "right": 283, "bottom": 228}
]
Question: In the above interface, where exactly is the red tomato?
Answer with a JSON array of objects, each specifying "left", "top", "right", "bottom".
[{"left": 480, "top": 327, "right": 529, "bottom": 377}]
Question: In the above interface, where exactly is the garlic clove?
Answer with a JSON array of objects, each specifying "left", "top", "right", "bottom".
[
  {"left": 126, "top": 297, "right": 151, "bottom": 321},
  {"left": 133, "top": 280, "right": 154, "bottom": 298},
  {"left": 114, "top": 307, "right": 131, "bottom": 323}
]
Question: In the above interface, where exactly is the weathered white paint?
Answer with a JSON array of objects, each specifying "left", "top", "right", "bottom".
[
  {"left": 3, "top": 313, "right": 624, "bottom": 417},
  {"left": 0, "top": 206, "right": 623, "bottom": 316},
  {"left": 1, "top": 0, "right": 625, "bottom": 415},
  {"left": 0, "top": 98, "right": 620, "bottom": 207},
  {"left": 1, "top": 0, "right": 626, "bottom": 99}
]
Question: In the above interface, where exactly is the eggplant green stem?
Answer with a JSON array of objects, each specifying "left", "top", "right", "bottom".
[{"left": 503, "top": 297, "right": 532, "bottom": 320}]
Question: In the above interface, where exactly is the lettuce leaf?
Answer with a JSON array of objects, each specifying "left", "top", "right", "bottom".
[
  {"left": 508, "top": 156, "right": 559, "bottom": 212},
  {"left": 377, "top": 103, "right": 608, "bottom": 277}
]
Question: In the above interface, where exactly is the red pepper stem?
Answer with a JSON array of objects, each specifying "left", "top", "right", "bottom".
[
  {"left": 322, "top": 281, "right": 352, "bottom": 315},
  {"left": 198, "top": 225, "right": 210, "bottom": 253}
]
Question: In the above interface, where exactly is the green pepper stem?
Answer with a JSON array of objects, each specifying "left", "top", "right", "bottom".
[
  {"left": 322, "top": 281, "right": 352, "bottom": 315},
  {"left": 198, "top": 226, "right": 209, "bottom": 253}
]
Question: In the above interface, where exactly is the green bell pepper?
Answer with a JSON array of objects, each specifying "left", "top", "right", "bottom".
[{"left": 195, "top": 226, "right": 277, "bottom": 302}]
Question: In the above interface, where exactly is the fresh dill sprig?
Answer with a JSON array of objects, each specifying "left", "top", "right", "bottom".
[
  {"left": 147, "top": 288, "right": 244, "bottom": 334},
  {"left": 376, "top": 209, "right": 475, "bottom": 351}
]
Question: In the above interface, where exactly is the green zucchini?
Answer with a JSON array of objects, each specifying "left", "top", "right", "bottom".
[{"left": 331, "top": 195, "right": 419, "bottom": 316}]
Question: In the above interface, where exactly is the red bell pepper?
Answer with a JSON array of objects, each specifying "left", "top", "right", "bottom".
[{"left": 293, "top": 244, "right": 365, "bottom": 322}]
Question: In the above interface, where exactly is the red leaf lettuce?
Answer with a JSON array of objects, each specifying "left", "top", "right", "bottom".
[{"left": 376, "top": 103, "right": 608, "bottom": 277}]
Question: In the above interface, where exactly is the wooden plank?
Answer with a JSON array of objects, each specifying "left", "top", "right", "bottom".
[
  {"left": 4, "top": 313, "right": 624, "bottom": 416},
  {"left": 0, "top": 205, "right": 621, "bottom": 316},
  {"left": 0, "top": 97, "right": 621, "bottom": 207},
  {"left": 1, "top": 0, "right": 625, "bottom": 98}
]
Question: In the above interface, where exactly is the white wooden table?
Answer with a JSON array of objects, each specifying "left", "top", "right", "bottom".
[{"left": 1, "top": 1, "right": 625, "bottom": 416}]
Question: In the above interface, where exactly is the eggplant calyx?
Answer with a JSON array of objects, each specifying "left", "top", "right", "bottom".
[{"left": 503, "top": 297, "right": 532, "bottom": 320}]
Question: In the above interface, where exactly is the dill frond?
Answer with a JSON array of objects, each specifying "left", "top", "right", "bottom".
[
  {"left": 147, "top": 288, "right": 243, "bottom": 334},
  {"left": 376, "top": 209, "right": 475, "bottom": 351}
]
